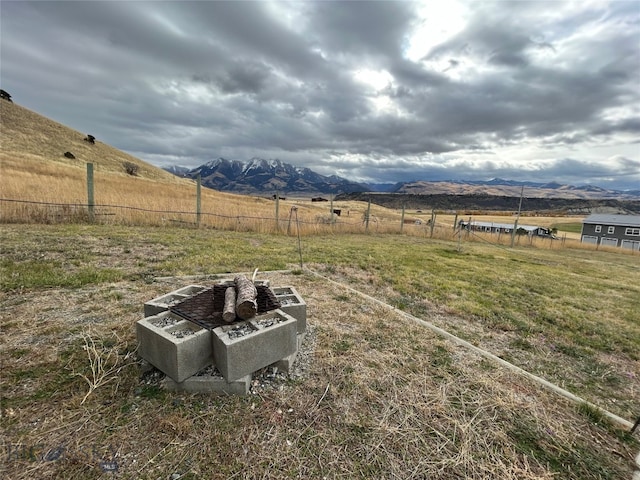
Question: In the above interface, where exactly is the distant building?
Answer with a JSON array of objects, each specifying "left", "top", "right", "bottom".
[
  {"left": 459, "top": 220, "right": 552, "bottom": 237},
  {"left": 581, "top": 214, "right": 640, "bottom": 250}
]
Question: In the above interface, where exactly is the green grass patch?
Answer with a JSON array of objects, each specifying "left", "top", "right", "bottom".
[
  {"left": 0, "top": 259, "right": 122, "bottom": 291},
  {"left": 551, "top": 222, "right": 583, "bottom": 233}
]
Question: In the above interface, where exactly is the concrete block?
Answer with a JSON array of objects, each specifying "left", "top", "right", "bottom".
[
  {"left": 163, "top": 368, "right": 250, "bottom": 395},
  {"left": 144, "top": 285, "right": 206, "bottom": 317},
  {"left": 173, "top": 285, "right": 208, "bottom": 296},
  {"left": 136, "top": 311, "right": 213, "bottom": 382},
  {"left": 271, "top": 332, "right": 306, "bottom": 373},
  {"left": 272, "top": 286, "right": 307, "bottom": 333},
  {"left": 212, "top": 310, "right": 297, "bottom": 382}
]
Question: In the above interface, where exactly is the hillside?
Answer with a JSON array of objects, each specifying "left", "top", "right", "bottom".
[
  {"left": 336, "top": 192, "right": 640, "bottom": 214},
  {"left": 0, "top": 99, "right": 379, "bottom": 229},
  {"left": 392, "top": 180, "right": 640, "bottom": 200},
  {"left": 0, "top": 99, "right": 307, "bottom": 227},
  {"left": 0, "top": 100, "right": 183, "bottom": 182}
]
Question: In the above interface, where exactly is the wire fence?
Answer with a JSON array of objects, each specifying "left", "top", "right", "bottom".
[
  {"left": 0, "top": 197, "right": 417, "bottom": 235},
  {"left": 0, "top": 196, "right": 596, "bottom": 256}
]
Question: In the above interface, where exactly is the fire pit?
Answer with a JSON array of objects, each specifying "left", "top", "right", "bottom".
[
  {"left": 137, "top": 278, "right": 308, "bottom": 394},
  {"left": 169, "top": 283, "right": 281, "bottom": 330}
]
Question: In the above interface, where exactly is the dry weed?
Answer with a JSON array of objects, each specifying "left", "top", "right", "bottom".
[{"left": 69, "top": 332, "right": 136, "bottom": 405}]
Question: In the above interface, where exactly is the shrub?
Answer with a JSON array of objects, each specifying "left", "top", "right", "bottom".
[{"left": 123, "top": 161, "right": 139, "bottom": 176}]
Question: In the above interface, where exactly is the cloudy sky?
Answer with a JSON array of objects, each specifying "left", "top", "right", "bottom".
[{"left": 2, "top": 1, "right": 639, "bottom": 189}]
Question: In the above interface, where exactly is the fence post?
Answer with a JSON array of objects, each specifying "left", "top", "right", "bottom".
[
  {"left": 196, "top": 174, "right": 202, "bottom": 227},
  {"left": 365, "top": 198, "right": 371, "bottom": 233},
  {"left": 453, "top": 213, "right": 458, "bottom": 232},
  {"left": 86, "top": 163, "right": 95, "bottom": 222},
  {"left": 511, "top": 185, "right": 524, "bottom": 248},
  {"left": 430, "top": 210, "right": 435, "bottom": 238},
  {"left": 330, "top": 195, "right": 334, "bottom": 224},
  {"left": 275, "top": 192, "right": 280, "bottom": 232},
  {"left": 400, "top": 204, "right": 405, "bottom": 233}
]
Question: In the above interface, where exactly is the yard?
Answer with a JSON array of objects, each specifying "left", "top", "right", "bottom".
[{"left": 1, "top": 224, "right": 638, "bottom": 479}]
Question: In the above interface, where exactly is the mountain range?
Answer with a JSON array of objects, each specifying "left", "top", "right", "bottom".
[
  {"left": 163, "top": 158, "right": 370, "bottom": 195},
  {"left": 390, "top": 179, "right": 640, "bottom": 200},
  {"left": 164, "top": 160, "right": 640, "bottom": 199}
]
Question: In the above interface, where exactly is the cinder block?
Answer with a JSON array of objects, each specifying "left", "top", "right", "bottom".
[
  {"left": 272, "top": 286, "right": 307, "bottom": 333},
  {"left": 144, "top": 285, "right": 206, "bottom": 317},
  {"left": 212, "top": 310, "right": 297, "bottom": 382},
  {"left": 136, "top": 311, "right": 213, "bottom": 382},
  {"left": 272, "top": 287, "right": 294, "bottom": 295},
  {"left": 163, "top": 369, "right": 250, "bottom": 395},
  {"left": 271, "top": 332, "right": 306, "bottom": 373}
]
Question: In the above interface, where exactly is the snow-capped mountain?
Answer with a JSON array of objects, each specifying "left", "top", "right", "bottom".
[{"left": 163, "top": 158, "right": 370, "bottom": 195}]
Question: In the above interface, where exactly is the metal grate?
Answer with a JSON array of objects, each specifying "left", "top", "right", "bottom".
[{"left": 170, "top": 283, "right": 281, "bottom": 330}]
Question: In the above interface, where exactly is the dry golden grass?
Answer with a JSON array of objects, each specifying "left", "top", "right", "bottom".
[
  {"left": 1, "top": 263, "right": 637, "bottom": 479},
  {"left": 0, "top": 101, "right": 180, "bottom": 181},
  {"left": 0, "top": 98, "right": 610, "bottom": 248},
  {"left": 0, "top": 100, "right": 384, "bottom": 232}
]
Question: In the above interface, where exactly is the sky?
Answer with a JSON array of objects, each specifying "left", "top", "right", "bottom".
[{"left": 1, "top": 1, "right": 639, "bottom": 190}]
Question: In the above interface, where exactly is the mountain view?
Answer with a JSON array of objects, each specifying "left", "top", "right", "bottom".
[
  {"left": 390, "top": 179, "right": 640, "bottom": 200},
  {"left": 164, "top": 160, "right": 640, "bottom": 200},
  {"left": 163, "top": 158, "right": 370, "bottom": 195}
]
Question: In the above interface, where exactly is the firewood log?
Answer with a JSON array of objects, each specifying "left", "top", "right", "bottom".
[
  {"left": 222, "top": 286, "right": 236, "bottom": 323},
  {"left": 234, "top": 275, "right": 257, "bottom": 320}
]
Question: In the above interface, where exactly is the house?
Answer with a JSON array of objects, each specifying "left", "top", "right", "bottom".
[
  {"left": 458, "top": 220, "right": 552, "bottom": 237},
  {"left": 581, "top": 214, "right": 640, "bottom": 250}
]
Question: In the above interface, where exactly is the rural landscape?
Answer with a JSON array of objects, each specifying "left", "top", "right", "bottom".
[{"left": 2, "top": 94, "right": 640, "bottom": 480}]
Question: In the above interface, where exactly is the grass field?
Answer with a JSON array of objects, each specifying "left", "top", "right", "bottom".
[{"left": 1, "top": 224, "right": 638, "bottom": 479}]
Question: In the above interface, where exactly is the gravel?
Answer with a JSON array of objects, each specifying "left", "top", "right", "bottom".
[
  {"left": 227, "top": 323, "right": 255, "bottom": 339},
  {"left": 150, "top": 316, "right": 180, "bottom": 328},
  {"left": 194, "top": 365, "right": 224, "bottom": 378},
  {"left": 255, "top": 316, "right": 282, "bottom": 328},
  {"left": 169, "top": 329, "right": 196, "bottom": 338}
]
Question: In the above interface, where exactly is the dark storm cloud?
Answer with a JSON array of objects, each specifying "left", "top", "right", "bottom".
[
  {"left": 1, "top": 1, "right": 638, "bottom": 190},
  {"left": 193, "top": 61, "right": 273, "bottom": 95},
  {"left": 307, "top": 0, "right": 416, "bottom": 58}
]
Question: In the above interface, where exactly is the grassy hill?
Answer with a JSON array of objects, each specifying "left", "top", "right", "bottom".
[
  {"left": 0, "top": 100, "right": 310, "bottom": 227},
  {"left": 1, "top": 100, "right": 400, "bottom": 232},
  {"left": 0, "top": 100, "right": 181, "bottom": 182}
]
